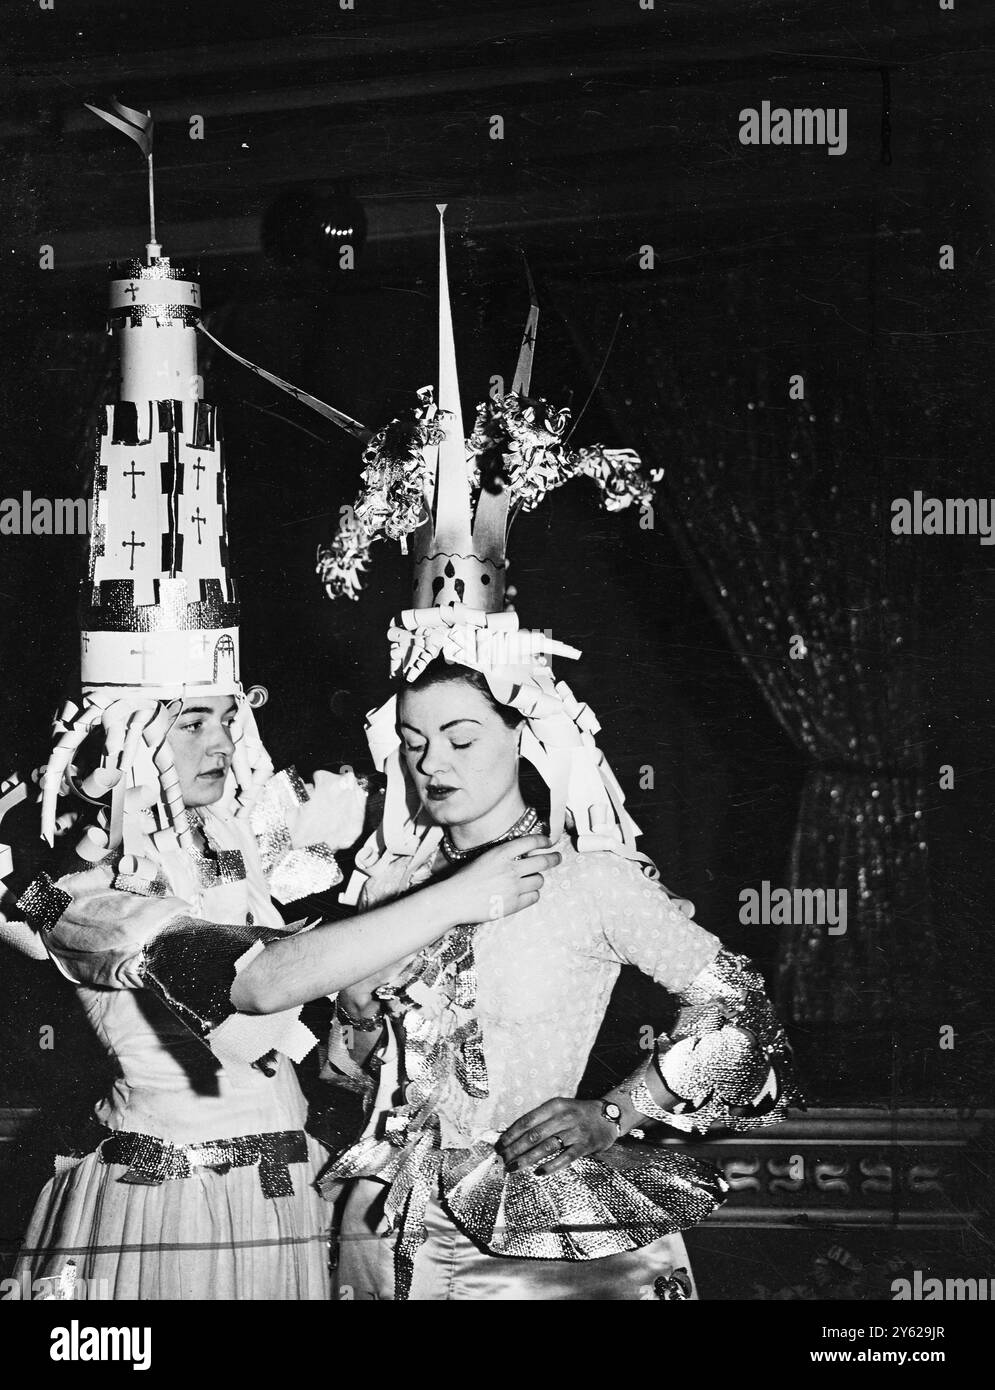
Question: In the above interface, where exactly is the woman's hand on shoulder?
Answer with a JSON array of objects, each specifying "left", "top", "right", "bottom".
[{"left": 441, "top": 834, "right": 560, "bottom": 926}]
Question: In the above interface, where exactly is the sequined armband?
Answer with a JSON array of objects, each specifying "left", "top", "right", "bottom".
[
  {"left": 16, "top": 872, "right": 73, "bottom": 935},
  {"left": 139, "top": 917, "right": 318, "bottom": 1069},
  {"left": 138, "top": 914, "right": 262, "bottom": 1040}
]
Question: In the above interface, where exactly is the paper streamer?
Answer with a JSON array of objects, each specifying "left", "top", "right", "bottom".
[{"left": 194, "top": 321, "right": 372, "bottom": 444}]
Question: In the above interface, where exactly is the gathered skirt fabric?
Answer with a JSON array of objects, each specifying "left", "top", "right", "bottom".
[
  {"left": 14, "top": 1134, "right": 331, "bottom": 1301},
  {"left": 334, "top": 1178, "right": 698, "bottom": 1302}
]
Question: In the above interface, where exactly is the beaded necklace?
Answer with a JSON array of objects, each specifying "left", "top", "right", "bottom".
[{"left": 439, "top": 805, "right": 543, "bottom": 864}]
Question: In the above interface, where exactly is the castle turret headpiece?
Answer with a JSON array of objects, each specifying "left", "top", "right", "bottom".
[
  {"left": 82, "top": 251, "right": 239, "bottom": 700},
  {"left": 4, "top": 103, "right": 275, "bottom": 872}
]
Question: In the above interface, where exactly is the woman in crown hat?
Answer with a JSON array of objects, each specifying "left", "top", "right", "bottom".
[
  {"left": 322, "top": 650, "right": 799, "bottom": 1302},
  {"left": 307, "top": 209, "right": 801, "bottom": 1301}
]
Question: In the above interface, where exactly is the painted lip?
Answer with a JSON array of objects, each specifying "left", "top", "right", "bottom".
[
  {"left": 197, "top": 767, "right": 227, "bottom": 781},
  {"left": 426, "top": 785, "right": 458, "bottom": 800}
]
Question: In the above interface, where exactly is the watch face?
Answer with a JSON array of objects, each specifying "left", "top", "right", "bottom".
[{"left": 604, "top": 1102, "right": 622, "bottom": 1122}]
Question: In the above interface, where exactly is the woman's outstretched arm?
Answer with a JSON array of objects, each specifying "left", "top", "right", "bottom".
[{"left": 231, "top": 836, "right": 558, "bottom": 1013}]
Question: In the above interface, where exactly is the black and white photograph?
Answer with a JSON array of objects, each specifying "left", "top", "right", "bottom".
[{"left": 0, "top": 0, "right": 992, "bottom": 1359}]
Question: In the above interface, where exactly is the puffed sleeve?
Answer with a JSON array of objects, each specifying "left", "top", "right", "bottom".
[
  {"left": 591, "top": 854, "right": 801, "bottom": 1134},
  {"left": 16, "top": 865, "right": 316, "bottom": 1068},
  {"left": 17, "top": 863, "right": 197, "bottom": 990},
  {"left": 592, "top": 851, "right": 721, "bottom": 991},
  {"left": 248, "top": 767, "right": 363, "bottom": 904}
]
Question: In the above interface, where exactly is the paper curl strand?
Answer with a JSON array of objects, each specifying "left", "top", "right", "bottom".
[
  {"left": 37, "top": 688, "right": 274, "bottom": 861},
  {"left": 317, "top": 387, "right": 447, "bottom": 601}
]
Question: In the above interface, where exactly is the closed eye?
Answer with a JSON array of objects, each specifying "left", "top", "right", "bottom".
[{"left": 451, "top": 742, "right": 473, "bottom": 750}]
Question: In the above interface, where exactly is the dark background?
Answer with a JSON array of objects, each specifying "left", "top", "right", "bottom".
[{"left": 0, "top": 0, "right": 993, "bottom": 1297}]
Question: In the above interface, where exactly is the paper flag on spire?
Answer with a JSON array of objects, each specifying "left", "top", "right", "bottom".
[
  {"left": 85, "top": 99, "right": 157, "bottom": 248},
  {"left": 83, "top": 98, "right": 153, "bottom": 157},
  {"left": 511, "top": 255, "right": 539, "bottom": 397}
]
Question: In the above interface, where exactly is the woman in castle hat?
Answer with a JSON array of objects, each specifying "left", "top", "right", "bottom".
[{"left": 3, "top": 183, "right": 558, "bottom": 1301}]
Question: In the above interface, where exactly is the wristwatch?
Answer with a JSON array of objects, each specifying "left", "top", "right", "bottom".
[{"left": 600, "top": 1099, "right": 624, "bottom": 1136}]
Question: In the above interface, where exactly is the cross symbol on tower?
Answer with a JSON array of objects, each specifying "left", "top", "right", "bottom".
[
  {"left": 191, "top": 630, "right": 215, "bottom": 658},
  {"left": 192, "top": 458, "right": 206, "bottom": 490},
  {"left": 129, "top": 637, "right": 153, "bottom": 681},
  {"left": 191, "top": 509, "right": 207, "bottom": 543},
  {"left": 124, "top": 282, "right": 139, "bottom": 301},
  {"left": 122, "top": 530, "right": 145, "bottom": 571},
  {"left": 81, "top": 632, "right": 91, "bottom": 654},
  {"left": 123, "top": 461, "right": 146, "bottom": 500}
]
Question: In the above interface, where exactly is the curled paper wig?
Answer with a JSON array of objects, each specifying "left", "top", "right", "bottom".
[
  {"left": 39, "top": 687, "right": 275, "bottom": 865},
  {"left": 341, "top": 604, "right": 660, "bottom": 905}
]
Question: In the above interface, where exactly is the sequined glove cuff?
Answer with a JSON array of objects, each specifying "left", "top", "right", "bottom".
[
  {"left": 626, "top": 1072, "right": 697, "bottom": 1134},
  {"left": 642, "top": 948, "right": 800, "bottom": 1135}
]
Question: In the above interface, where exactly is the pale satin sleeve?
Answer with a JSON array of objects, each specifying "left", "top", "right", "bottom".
[
  {"left": 18, "top": 861, "right": 201, "bottom": 990},
  {"left": 587, "top": 853, "right": 721, "bottom": 991}
]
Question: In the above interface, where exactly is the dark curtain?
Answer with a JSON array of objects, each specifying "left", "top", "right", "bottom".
[{"left": 554, "top": 269, "right": 978, "bottom": 1029}]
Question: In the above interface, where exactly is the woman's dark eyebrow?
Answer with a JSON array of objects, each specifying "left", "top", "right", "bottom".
[
  {"left": 180, "top": 701, "right": 238, "bottom": 718},
  {"left": 398, "top": 718, "right": 482, "bottom": 734}
]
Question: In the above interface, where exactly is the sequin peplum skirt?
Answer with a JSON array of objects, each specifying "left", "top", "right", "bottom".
[
  {"left": 327, "top": 1125, "right": 729, "bottom": 1299},
  {"left": 335, "top": 1181, "right": 701, "bottom": 1301},
  {"left": 14, "top": 1129, "right": 332, "bottom": 1300}
]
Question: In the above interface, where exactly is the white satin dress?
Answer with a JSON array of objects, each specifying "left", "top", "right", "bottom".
[{"left": 13, "top": 769, "right": 343, "bottom": 1301}]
